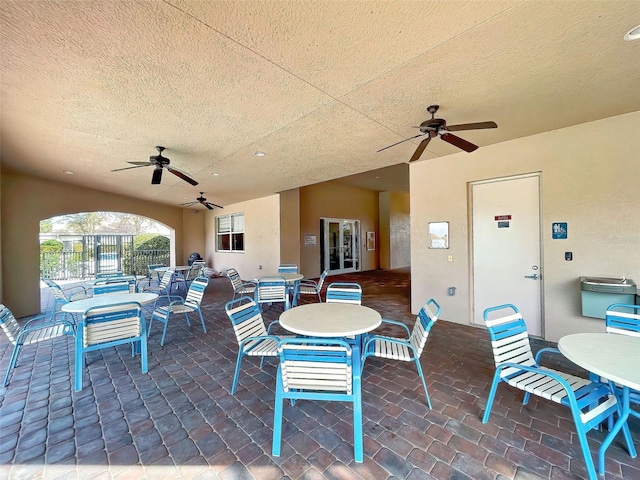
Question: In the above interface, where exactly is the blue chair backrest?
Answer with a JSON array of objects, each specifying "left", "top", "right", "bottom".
[
  {"left": 225, "top": 297, "right": 267, "bottom": 341},
  {"left": 96, "top": 271, "right": 124, "bottom": 278},
  {"left": 256, "top": 276, "right": 287, "bottom": 303},
  {"left": 326, "top": 283, "right": 362, "bottom": 304},
  {"left": 483, "top": 304, "right": 536, "bottom": 371},
  {"left": 606, "top": 303, "right": 640, "bottom": 336},
  {"left": 94, "top": 281, "right": 130, "bottom": 296},
  {"left": 409, "top": 298, "right": 441, "bottom": 354},
  {"left": 81, "top": 302, "right": 143, "bottom": 347},
  {"left": 278, "top": 264, "right": 298, "bottom": 274}
]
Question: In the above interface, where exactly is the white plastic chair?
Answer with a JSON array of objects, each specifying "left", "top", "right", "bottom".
[
  {"left": 224, "top": 296, "right": 293, "bottom": 394},
  {"left": 272, "top": 338, "right": 364, "bottom": 463},
  {"left": 75, "top": 301, "right": 147, "bottom": 392},
  {"left": 42, "top": 278, "right": 92, "bottom": 316},
  {"left": 277, "top": 264, "right": 298, "bottom": 273},
  {"left": 0, "top": 304, "right": 74, "bottom": 387},
  {"left": 482, "top": 304, "right": 630, "bottom": 480},
  {"left": 361, "top": 298, "right": 441, "bottom": 408},
  {"left": 325, "top": 282, "right": 362, "bottom": 304},
  {"left": 293, "top": 269, "right": 328, "bottom": 305},
  {"left": 93, "top": 280, "right": 131, "bottom": 295},
  {"left": 255, "top": 275, "right": 288, "bottom": 311},
  {"left": 226, "top": 268, "right": 256, "bottom": 301},
  {"left": 149, "top": 276, "right": 209, "bottom": 345}
]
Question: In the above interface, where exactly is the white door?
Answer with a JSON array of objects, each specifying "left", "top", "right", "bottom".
[
  {"left": 321, "top": 218, "right": 360, "bottom": 275},
  {"left": 472, "top": 174, "right": 543, "bottom": 336}
]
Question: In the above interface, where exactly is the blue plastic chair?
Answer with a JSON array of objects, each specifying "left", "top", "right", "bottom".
[
  {"left": 225, "top": 296, "right": 293, "bottom": 394},
  {"left": 277, "top": 264, "right": 298, "bottom": 273},
  {"left": 42, "top": 278, "right": 92, "bottom": 317},
  {"left": 1, "top": 304, "right": 74, "bottom": 387},
  {"left": 95, "top": 271, "right": 123, "bottom": 278},
  {"left": 325, "top": 282, "right": 362, "bottom": 304},
  {"left": 482, "top": 304, "right": 631, "bottom": 480},
  {"left": 361, "top": 298, "right": 441, "bottom": 408},
  {"left": 149, "top": 276, "right": 209, "bottom": 345},
  {"left": 293, "top": 269, "right": 328, "bottom": 305},
  {"left": 255, "top": 275, "right": 289, "bottom": 311},
  {"left": 272, "top": 338, "right": 363, "bottom": 463},
  {"left": 93, "top": 280, "right": 130, "bottom": 296},
  {"left": 604, "top": 304, "right": 640, "bottom": 420},
  {"left": 75, "top": 301, "right": 147, "bottom": 392},
  {"left": 226, "top": 268, "right": 256, "bottom": 301}
]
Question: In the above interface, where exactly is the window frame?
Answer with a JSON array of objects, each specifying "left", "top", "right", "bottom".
[{"left": 216, "top": 212, "right": 245, "bottom": 253}]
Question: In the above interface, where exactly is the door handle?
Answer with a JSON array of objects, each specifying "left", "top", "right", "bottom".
[{"left": 524, "top": 274, "right": 539, "bottom": 280}]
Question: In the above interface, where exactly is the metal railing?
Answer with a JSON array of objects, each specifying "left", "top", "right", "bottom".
[{"left": 40, "top": 249, "right": 170, "bottom": 280}]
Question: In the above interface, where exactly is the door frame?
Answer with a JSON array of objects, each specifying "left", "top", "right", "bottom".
[
  {"left": 468, "top": 172, "right": 544, "bottom": 336},
  {"left": 320, "top": 217, "right": 361, "bottom": 275}
]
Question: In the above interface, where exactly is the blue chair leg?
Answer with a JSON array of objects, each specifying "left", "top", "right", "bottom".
[
  {"left": 141, "top": 337, "right": 148, "bottom": 373},
  {"left": 353, "top": 378, "right": 364, "bottom": 462},
  {"left": 413, "top": 358, "right": 432, "bottom": 409},
  {"left": 197, "top": 310, "right": 206, "bottom": 333},
  {"left": 482, "top": 371, "right": 502, "bottom": 423},
  {"left": 231, "top": 351, "right": 244, "bottom": 394},
  {"left": 3, "top": 343, "right": 22, "bottom": 386},
  {"left": 160, "top": 319, "right": 169, "bottom": 346},
  {"left": 184, "top": 312, "right": 191, "bottom": 327},
  {"left": 74, "top": 331, "right": 83, "bottom": 392},
  {"left": 272, "top": 368, "right": 284, "bottom": 457}
]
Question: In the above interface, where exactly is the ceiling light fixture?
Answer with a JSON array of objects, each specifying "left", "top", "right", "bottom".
[
  {"left": 210, "top": 172, "right": 220, "bottom": 176},
  {"left": 254, "top": 151, "right": 266, "bottom": 157},
  {"left": 62, "top": 170, "right": 74, "bottom": 175},
  {"left": 624, "top": 24, "right": 640, "bottom": 41}
]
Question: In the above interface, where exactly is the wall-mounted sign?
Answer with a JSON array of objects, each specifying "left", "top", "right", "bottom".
[
  {"left": 552, "top": 222, "right": 568, "bottom": 239},
  {"left": 304, "top": 234, "right": 317, "bottom": 246},
  {"left": 495, "top": 215, "right": 512, "bottom": 221},
  {"left": 428, "top": 222, "right": 449, "bottom": 249},
  {"left": 498, "top": 221, "right": 510, "bottom": 228}
]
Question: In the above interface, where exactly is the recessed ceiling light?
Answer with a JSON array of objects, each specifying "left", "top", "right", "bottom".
[
  {"left": 254, "top": 151, "right": 266, "bottom": 157},
  {"left": 62, "top": 170, "right": 74, "bottom": 175},
  {"left": 624, "top": 24, "right": 640, "bottom": 41},
  {"left": 210, "top": 172, "right": 220, "bottom": 176}
]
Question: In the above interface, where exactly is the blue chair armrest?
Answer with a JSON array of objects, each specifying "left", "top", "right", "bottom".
[
  {"left": 266, "top": 320, "right": 282, "bottom": 335},
  {"left": 380, "top": 318, "right": 411, "bottom": 337},
  {"left": 533, "top": 347, "right": 563, "bottom": 364}
]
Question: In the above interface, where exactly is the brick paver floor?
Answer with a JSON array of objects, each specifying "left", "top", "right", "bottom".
[{"left": 1, "top": 268, "right": 638, "bottom": 479}]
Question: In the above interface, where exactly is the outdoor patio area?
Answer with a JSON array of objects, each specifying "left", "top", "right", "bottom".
[{"left": 1, "top": 269, "right": 639, "bottom": 479}]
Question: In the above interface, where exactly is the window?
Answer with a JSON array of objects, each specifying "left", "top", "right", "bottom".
[{"left": 216, "top": 213, "right": 245, "bottom": 252}]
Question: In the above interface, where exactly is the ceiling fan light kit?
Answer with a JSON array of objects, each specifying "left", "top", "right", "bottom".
[
  {"left": 377, "top": 105, "right": 498, "bottom": 162},
  {"left": 181, "top": 192, "right": 223, "bottom": 210},
  {"left": 111, "top": 146, "right": 199, "bottom": 186}
]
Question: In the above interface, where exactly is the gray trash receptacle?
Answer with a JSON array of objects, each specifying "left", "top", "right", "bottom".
[{"left": 580, "top": 276, "right": 636, "bottom": 319}]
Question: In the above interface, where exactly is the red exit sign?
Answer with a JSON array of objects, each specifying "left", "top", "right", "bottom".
[{"left": 494, "top": 215, "right": 512, "bottom": 221}]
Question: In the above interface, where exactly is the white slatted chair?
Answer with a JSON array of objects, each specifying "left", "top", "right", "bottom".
[
  {"left": 75, "top": 301, "right": 147, "bottom": 392},
  {"left": 325, "top": 282, "right": 362, "bottom": 304},
  {"left": 361, "top": 298, "right": 441, "bottom": 408},
  {"left": 149, "top": 276, "right": 209, "bottom": 346},
  {"left": 604, "top": 304, "right": 640, "bottom": 420},
  {"left": 255, "top": 275, "right": 289, "bottom": 311},
  {"left": 225, "top": 296, "right": 293, "bottom": 394},
  {"left": 174, "top": 261, "right": 206, "bottom": 292},
  {"left": 42, "top": 278, "right": 92, "bottom": 316},
  {"left": 147, "top": 264, "right": 164, "bottom": 286},
  {"left": 93, "top": 280, "right": 131, "bottom": 296},
  {"left": 482, "top": 304, "right": 628, "bottom": 480},
  {"left": 226, "top": 268, "right": 256, "bottom": 301},
  {"left": 0, "top": 304, "right": 74, "bottom": 387},
  {"left": 277, "top": 264, "right": 298, "bottom": 273},
  {"left": 293, "top": 269, "right": 328, "bottom": 305},
  {"left": 272, "top": 338, "right": 364, "bottom": 463},
  {"left": 141, "top": 269, "right": 173, "bottom": 297}
]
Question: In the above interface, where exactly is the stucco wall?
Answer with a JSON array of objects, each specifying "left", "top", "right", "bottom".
[
  {"left": 182, "top": 208, "right": 206, "bottom": 266},
  {"left": 410, "top": 111, "right": 640, "bottom": 342},
  {"left": 279, "top": 189, "right": 301, "bottom": 267},
  {"left": 388, "top": 192, "right": 410, "bottom": 269},
  {"left": 1, "top": 170, "right": 187, "bottom": 317},
  {"left": 299, "top": 182, "right": 379, "bottom": 279},
  {"left": 206, "top": 194, "right": 281, "bottom": 281}
]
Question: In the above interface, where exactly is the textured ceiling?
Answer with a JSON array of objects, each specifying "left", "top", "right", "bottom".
[{"left": 1, "top": 1, "right": 639, "bottom": 208}]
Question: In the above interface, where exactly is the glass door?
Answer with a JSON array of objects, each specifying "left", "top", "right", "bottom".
[{"left": 322, "top": 218, "right": 360, "bottom": 275}]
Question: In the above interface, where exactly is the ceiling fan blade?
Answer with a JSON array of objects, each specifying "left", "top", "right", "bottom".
[
  {"left": 377, "top": 133, "right": 425, "bottom": 153},
  {"left": 202, "top": 202, "right": 214, "bottom": 211},
  {"left": 151, "top": 166, "right": 163, "bottom": 184},
  {"left": 206, "top": 202, "right": 223, "bottom": 209},
  {"left": 440, "top": 133, "right": 478, "bottom": 152},
  {"left": 166, "top": 166, "right": 199, "bottom": 186},
  {"left": 446, "top": 121, "right": 498, "bottom": 132},
  {"left": 181, "top": 201, "right": 198, "bottom": 207},
  {"left": 409, "top": 137, "right": 431, "bottom": 162},
  {"left": 111, "top": 163, "right": 152, "bottom": 172}
]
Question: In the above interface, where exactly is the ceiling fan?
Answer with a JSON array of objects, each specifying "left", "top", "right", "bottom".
[
  {"left": 181, "top": 192, "right": 223, "bottom": 210},
  {"left": 112, "top": 146, "right": 199, "bottom": 186},
  {"left": 377, "top": 105, "right": 497, "bottom": 161}
]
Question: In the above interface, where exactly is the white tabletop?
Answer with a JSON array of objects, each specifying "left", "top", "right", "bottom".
[
  {"left": 257, "top": 273, "right": 304, "bottom": 283},
  {"left": 279, "top": 303, "right": 381, "bottom": 337},
  {"left": 558, "top": 333, "right": 640, "bottom": 390},
  {"left": 61, "top": 292, "right": 159, "bottom": 313},
  {"left": 154, "top": 266, "right": 192, "bottom": 273}
]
